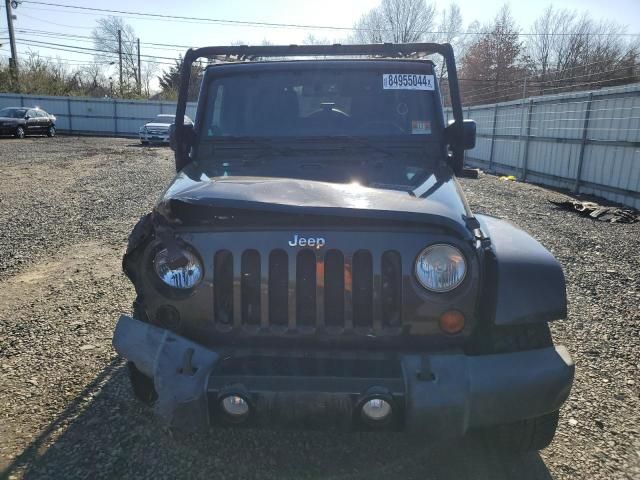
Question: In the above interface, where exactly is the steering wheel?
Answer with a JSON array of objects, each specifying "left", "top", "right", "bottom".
[{"left": 306, "top": 107, "right": 350, "bottom": 119}]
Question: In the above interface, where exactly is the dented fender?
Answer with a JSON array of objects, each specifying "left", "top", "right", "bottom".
[
  {"left": 113, "top": 315, "right": 218, "bottom": 430},
  {"left": 477, "top": 214, "right": 567, "bottom": 325}
]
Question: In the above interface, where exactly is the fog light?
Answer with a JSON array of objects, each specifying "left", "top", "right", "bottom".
[
  {"left": 361, "top": 398, "right": 392, "bottom": 422},
  {"left": 439, "top": 310, "right": 465, "bottom": 334},
  {"left": 220, "top": 395, "right": 249, "bottom": 418}
]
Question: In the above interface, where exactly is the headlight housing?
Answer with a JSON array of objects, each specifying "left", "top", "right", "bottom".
[
  {"left": 415, "top": 244, "right": 466, "bottom": 292},
  {"left": 153, "top": 247, "right": 203, "bottom": 289}
]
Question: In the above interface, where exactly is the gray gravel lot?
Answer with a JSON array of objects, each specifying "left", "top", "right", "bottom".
[{"left": 0, "top": 136, "right": 638, "bottom": 480}]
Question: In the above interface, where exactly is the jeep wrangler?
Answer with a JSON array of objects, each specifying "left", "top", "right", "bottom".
[{"left": 113, "top": 43, "right": 574, "bottom": 451}]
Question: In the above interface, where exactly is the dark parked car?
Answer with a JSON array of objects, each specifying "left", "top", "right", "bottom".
[
  {"left": 0, "top": 107, "right": 56, "bottom": 138},
  {"left": 113, "top": 43, "right": 574, "bottom": 452}
]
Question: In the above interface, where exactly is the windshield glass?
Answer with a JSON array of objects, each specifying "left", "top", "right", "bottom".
[
  {"left": 0, "top": 108, "right": 26, "bottom": 118},
  {"left": 151, "top": 115, "right": 174, "bottom": 123},
  {"left": 201, "top": 68, "right": 440, "bottom": 138},
  {"left": 195, "top": 66, "right": 445, "bottom": 191}
]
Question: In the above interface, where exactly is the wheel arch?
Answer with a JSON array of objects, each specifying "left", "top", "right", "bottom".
[{"left": 476, "top": 214, "right": 567, "bottom": 325}]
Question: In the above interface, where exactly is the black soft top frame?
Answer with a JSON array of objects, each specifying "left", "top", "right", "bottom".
[{"left": 173, "top": 43, "right": 465, "bottom": 172}]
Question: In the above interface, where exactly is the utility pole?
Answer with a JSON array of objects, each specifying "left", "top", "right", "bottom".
[
  {"left": 118, "top": 29, "right": 123, "bottom": 96},
  {"left": 4, "top": 0, "right": 18, "bottom": 83},
  {"left": 137, "top": 37, "right": 141, "bottom": 96}
]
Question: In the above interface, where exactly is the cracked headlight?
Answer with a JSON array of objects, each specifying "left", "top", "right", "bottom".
[
  {"left": 415, "top": 244, "right": 466, "bottom": 292},
  {"left": 153, "top": 248, "right": 203, "bottom": 289}
]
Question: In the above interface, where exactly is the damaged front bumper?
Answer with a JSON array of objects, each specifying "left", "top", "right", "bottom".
[{"left": 113, "top": 315, "right": 574, "bottom": 436}]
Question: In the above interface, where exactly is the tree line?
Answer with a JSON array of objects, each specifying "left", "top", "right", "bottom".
[{"left": 1, "top": 1, "right": 638, "bottom": 105}]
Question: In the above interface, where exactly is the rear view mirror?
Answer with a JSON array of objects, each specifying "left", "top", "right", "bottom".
[
  {"left": 169, "top": 123, "right": 194, "bottom": 152},
  {"left": 445, "top": 119, "right": 476, "bottom": 151}
]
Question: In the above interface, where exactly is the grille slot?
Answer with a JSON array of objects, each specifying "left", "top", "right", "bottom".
[
  {"left": 214, "top": 250, "right": 234, "bottom": 325},
  {"left": 296, "top": 250, "right": 317, "bottom": 327},
  {"left": 381, "top": 251, "right": 402, "bottom": 327},
  {"left": 352, "top": 250, "right": 373, "bottom": 327},
  {"left": 241, "top": 250, "right": 261, "bottom": 325},
  {"left": 268, "top": 250, "right": 288, "bottom": 326},
  {"left": 324, "top": 250, "right": 344, "bottom": 327},
  {"left": 213, "top": 248, "right": 402, "bottom": 332}
]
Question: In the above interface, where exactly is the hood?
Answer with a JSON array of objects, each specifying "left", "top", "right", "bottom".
[
  {"left": 158, "top": 164, "right": 474, "bottom": 238},
  {"left": 144, "top": 122, "right": 171, "bottom": 129},
  {"left": 0, "top": 117, "right": 20, "bottom": 123}
]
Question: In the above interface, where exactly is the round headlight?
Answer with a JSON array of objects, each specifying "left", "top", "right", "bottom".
[
  {"left": 415, "top": 244, "right": 466, "bottom": 292},
  {"left": 153, "top": 248, "right": 203, "bottom": 289}
]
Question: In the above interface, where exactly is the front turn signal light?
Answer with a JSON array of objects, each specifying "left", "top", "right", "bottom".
[{"left": 439, "top": 310, "right": 465, "bottom": 334}]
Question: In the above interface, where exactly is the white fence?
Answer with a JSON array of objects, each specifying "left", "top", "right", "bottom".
[
  {"left": 448, "top": 83, "right": 640, "bottom": 209},
  {"left": 0, "top": 93, "right": 197, "bottom": 137}
]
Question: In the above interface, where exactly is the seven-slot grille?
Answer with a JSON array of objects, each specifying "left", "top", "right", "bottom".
[{"left": 213, "top": 249, "right": 403, "bottom": 333}]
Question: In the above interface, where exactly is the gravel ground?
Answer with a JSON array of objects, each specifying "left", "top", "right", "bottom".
[{"left": 0, "top": 136, "right": 638, "bottom": 480}]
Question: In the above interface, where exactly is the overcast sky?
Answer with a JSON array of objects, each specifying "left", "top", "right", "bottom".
[{"left": 1, "top": 0, "right": 638, "bottom": 84}]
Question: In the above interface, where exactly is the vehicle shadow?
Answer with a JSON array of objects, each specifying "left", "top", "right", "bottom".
[{"left": 2, "top": 360, "right": 553, "bottom": 480}]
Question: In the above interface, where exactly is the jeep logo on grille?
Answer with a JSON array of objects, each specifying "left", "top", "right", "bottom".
[{"left": 288, "top": 234, "right": 325, "bottom": 249}]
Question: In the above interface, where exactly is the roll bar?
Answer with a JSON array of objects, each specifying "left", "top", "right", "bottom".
[{"left": 173, "top": 43, "right": 465, "bottom": 172}]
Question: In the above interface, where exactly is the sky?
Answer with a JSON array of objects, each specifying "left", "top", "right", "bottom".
[{"left": 1, "top": 0, "right": 639, "bottom": 89}]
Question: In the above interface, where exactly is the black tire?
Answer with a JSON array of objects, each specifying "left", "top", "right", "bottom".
[
  {"left": 471, "top": 322, "right": 559, "bottom": 451},
  {"left": 126, "top": 299, "right": 156, "bottom": 404},
  {"left": 47, "top": 125, "right": 56, "bottom": 137},
  {"left": 127, "top": 362, "right": 158, "bottom": 405},
  {"left": 480, "top": 410, "right": 560, "bottom": 452},
  {"left": 15, "top": 126, "right": 25, "bottom": 139}
]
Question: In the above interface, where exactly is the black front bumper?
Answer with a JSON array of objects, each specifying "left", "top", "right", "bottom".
[{"left": 113, "top": 315, "right": 574, "bottom": 436}]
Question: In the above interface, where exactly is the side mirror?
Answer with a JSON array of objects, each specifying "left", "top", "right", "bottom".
[
  {"left": 445, "top": 119, "right": 476, "bottom": 151},
  {"left": 24, "top": 115, "right": 30, "bottom": 120},
  {"left": 169, "top": 123, "right": 194, "bottom": 152}
]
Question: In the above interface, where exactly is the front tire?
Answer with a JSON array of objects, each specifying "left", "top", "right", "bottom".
[
  {"left": 127, "top": 362, "right": 158, "bottom": 405},
  {"left": 127, "top": 299, "right": 156, "bottom": 404},
  {"left": 480, "top": 410, "right": 560, "bottom": 452},
  {"left": 15, "top": 126, "right": 25, "bottom": 139},
  {"left": 470, "top": 322, "right": 560, "bottom": 451},
  {"left": 47, "top": 125, "right": 56, "bottom": 137}
]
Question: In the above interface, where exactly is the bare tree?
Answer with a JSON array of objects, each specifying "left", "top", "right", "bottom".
[
  {"left": 92, "top": 16, "right": 140, "bottom": 95},
  {"left": 459, "top": 5, "right": 525, "bottom": 105},
  {"left": 524, "top": 7, "right": 640, "bottom": 95},
  {"left": 140, "top": 62, "right": 159, "bottom": 98},
  {"left": 302, "top": 34, "right": 333, "bottom": 45},
  {"left": 434, "top": 4, "right": 463, "bottom": 83},
  {"left": 352, "top": 0, "right": 437, "bottom": 44}
]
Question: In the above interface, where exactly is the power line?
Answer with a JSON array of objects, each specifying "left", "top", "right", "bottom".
[
  {"left": 16, "top": 41, "right": 176, "bottom": 67},
  {"left": 19, "top": 0, "right": 640, "bottom": 37},
  {"left": 17, "top": 38, "right": 178, "bottom": 62},
  {"left": 12, "top": 27, "right": 192, "bottom": 51},
  {"left": 12, "top": 9, "right": 94, "bottom": 29}
]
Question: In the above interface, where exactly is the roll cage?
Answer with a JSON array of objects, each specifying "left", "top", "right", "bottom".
[{"left": 173, "top": 43, "right": 466, "bottom": 174}]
